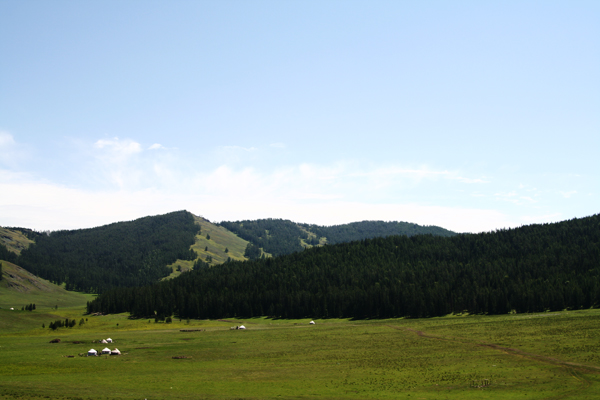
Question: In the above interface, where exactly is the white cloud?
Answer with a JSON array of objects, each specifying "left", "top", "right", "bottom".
[
  {"left": 149, "top": 143, "right": 166, "bottom": 150},
  {"left": 0, "top": 174, "right": 515, "bottom": 232},
  {"left": 219, "top": 145, "right": 257, "bottom": 152},
  {"left": 454, "top": 177, "right": 490, "bottom": 184},
  {"left": 0, "top": 131, "right": 16, "bottom": 147},
  {"left": 560, "top": 190, "right": 577, "bottom": 198},
  {"left": 94, "top": 137, "right": 142, "bottom": 155},
  {"left": 0, "top": 130, "right": 27, "bottom": 168},
  {"left": 493, "top": 190, "right": 538, "bottom": 205},
  {"left": 0, "top": 158, "right": 518, "bottom": 233},
  {"left": 90, "top": 137, "right": 148, "bottom": 189}
]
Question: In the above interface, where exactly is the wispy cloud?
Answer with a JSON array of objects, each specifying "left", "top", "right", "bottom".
[
  {"left": 0, "top": 131, "right": 16, "bottom": 147},
  {"left": 148, "top": 143, "right": 166, "bottom": 150},
  {"left": 560, "top": 190, "right": 577, "bottom": 198},
  {"left": 0, "top": 155, "right": 517, "bottom": 233},
  {"left": 0, "top": 130, "right": 28, "bottom": 168},
  {"left": 219, "top": 145, "right": 257, "bottom": 152},
  {"left": 494, "top": 191, "right": 538, "bottom": 205},
  {"left": 94, "top": 137, "right": 142, "bottom": 155}
]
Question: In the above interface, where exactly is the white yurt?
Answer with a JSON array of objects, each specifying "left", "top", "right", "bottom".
[
  {"left": 87, "top": 349, "right": 98, "bottom": 356},
  {"left": 106, "top": 338, "right": 113, "bottom": 343},
  {"left": 101, "top": 339, "right": 108, "bottom": 344},
  {"left": 309, "top": 320, "right": 315, "bottom": 325},
  {"left": 110, "top": 348, "right": 121, "bottom": 355},
  {"left": 102, "top": 347, "right": 111, "bottom": 354},
  {"left": 239, "top": 325, "right": 246, "bottom": 329}
]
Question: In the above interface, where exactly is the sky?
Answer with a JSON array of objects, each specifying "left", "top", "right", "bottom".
[{"left": 0, "top": 1, "right": 598, "bottom": 233}]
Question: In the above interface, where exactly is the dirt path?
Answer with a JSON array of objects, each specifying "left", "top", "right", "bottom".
[{"left": 387, "top": 325, "right": 599, "bottom": 399}]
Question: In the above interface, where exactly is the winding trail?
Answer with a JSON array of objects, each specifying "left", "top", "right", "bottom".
[{"left": 387, "top": 325, "right": 599, "bottom": 399}]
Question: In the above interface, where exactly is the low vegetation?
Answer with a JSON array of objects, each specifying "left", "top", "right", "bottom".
[{"left": 0, "top": 306, "right": 599, "bottom": 399}]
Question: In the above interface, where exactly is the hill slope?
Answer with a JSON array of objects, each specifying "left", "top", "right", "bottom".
[
  {"left": 162, "top": 215, "right": 250, "bottom": 279},
  {"left": 89, "top": 213, "right": 600, "bottom": 319},
  {"left": 0, "top": 260, "right": 92, "bottom": 310},
  {"left": 219, "top": 218, "right": 456, "bottom": 257},
  {"left": 0, "top": 227, "right": 35, "bottom": 255},
  {"left": 16, "top": 210, "right": 199, "bottom": 293}
]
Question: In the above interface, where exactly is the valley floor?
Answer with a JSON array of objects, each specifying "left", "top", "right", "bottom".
[{"left": 1, "top": 309, "right": 599, "bottom": 399}]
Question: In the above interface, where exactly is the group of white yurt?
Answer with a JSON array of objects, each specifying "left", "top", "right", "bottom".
[
  {"left": 88, "top": 338, "right": 119, "bottom": 356},
  {"left": 87, "top": 348, "right": 120, "bottom": 356}
]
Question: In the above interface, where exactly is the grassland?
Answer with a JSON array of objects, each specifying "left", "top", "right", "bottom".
[{"left": 1, "top": 305, "right": 599, "bottom": 400}]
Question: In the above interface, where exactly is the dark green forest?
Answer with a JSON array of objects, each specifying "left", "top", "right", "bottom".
[
  {"left": 0, "top": 242, "right": 17, "bottom": 265},
  {"left": 0, "top": 243, "right": 17, "bottom": 280},
  {"left": 88, "top": 214, "right": 600, "bottom": 319},
  {"left": 301, "top": 220, "right": 456, "bottom": 245},
  {"left": 15, "top": 211, "right": 199, "bottom": 293},
  {"left": 219, "top": 219, "right": 307, "bottom": 257},
  {"left": 219, "top": 218, "right": 456, "bottom": 258}
]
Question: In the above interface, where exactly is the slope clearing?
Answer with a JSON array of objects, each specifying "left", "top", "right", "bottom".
[
  {"left": 0, "top": 227, "right": 34, "bottom": 255},
  {"left": 0, "top": 260, "right": 93, "bottom": 311},
  {"left": 163, "top": 215, "right": 250, "bottom": 279}
]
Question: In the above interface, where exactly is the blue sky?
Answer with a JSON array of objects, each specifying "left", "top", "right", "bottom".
[{"left": 1, "top": 1, "right": 598, "bottom": 233}]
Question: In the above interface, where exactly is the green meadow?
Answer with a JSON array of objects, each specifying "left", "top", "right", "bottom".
[{"left": 1, "top": 305, "right": 600, "bottom": 400}]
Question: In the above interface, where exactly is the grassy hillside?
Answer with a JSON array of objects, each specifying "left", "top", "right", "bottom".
[
  {"left": 0, "top": 227, "right": 34, "bottom": 255},
  {"left": 0, "top": 310, "right": 599, "bottom": 399},
  {"left": 0, "top": 260, "right": 93, "bottom": 311},
  {"left": 163, "top": 216, "right": 250, "bottom": 279}
]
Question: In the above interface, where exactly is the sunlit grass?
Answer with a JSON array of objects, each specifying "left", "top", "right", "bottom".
[{"left": 1, "top": 309, "right": 599, "bottom": 399}]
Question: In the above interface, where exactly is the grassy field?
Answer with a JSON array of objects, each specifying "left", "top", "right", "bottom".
[{"left": 1, "top": 306, "right": 599, "bottom": 400}]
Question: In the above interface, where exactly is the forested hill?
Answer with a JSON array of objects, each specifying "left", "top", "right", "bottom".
[
  {"left": 16, "top": 211, "right": 199, "bottom": 293},
  {"left": 301, "top": 220, "right": 456, "bottom": 245},
  {"left": 88, "top": 214, "right": 600, "bottom": 319},
  {"left": 218, "top": 218, "right": 456, "bottom": 258}
]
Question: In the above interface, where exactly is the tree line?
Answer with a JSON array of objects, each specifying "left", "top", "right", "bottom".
[{"left": 87, "top": 214, "right": 600, "bottom": 319}]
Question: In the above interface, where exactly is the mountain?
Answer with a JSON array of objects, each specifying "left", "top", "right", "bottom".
[
  {"left": 1, "top": 213, "right": 458, "bottom": 298},
  {"left": 87, "top": 214, "right": 600, "bottom": 319},
  {"left": 218, "top": 218, "right": 456, "bottom": 258},
  {"left": 15, "top": 210, "right": 200, "bottom": 293}
]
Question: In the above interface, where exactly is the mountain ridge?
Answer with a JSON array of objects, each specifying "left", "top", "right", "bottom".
[{"left": 87, "top": 213, "right": 600, "bottom": 319}]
